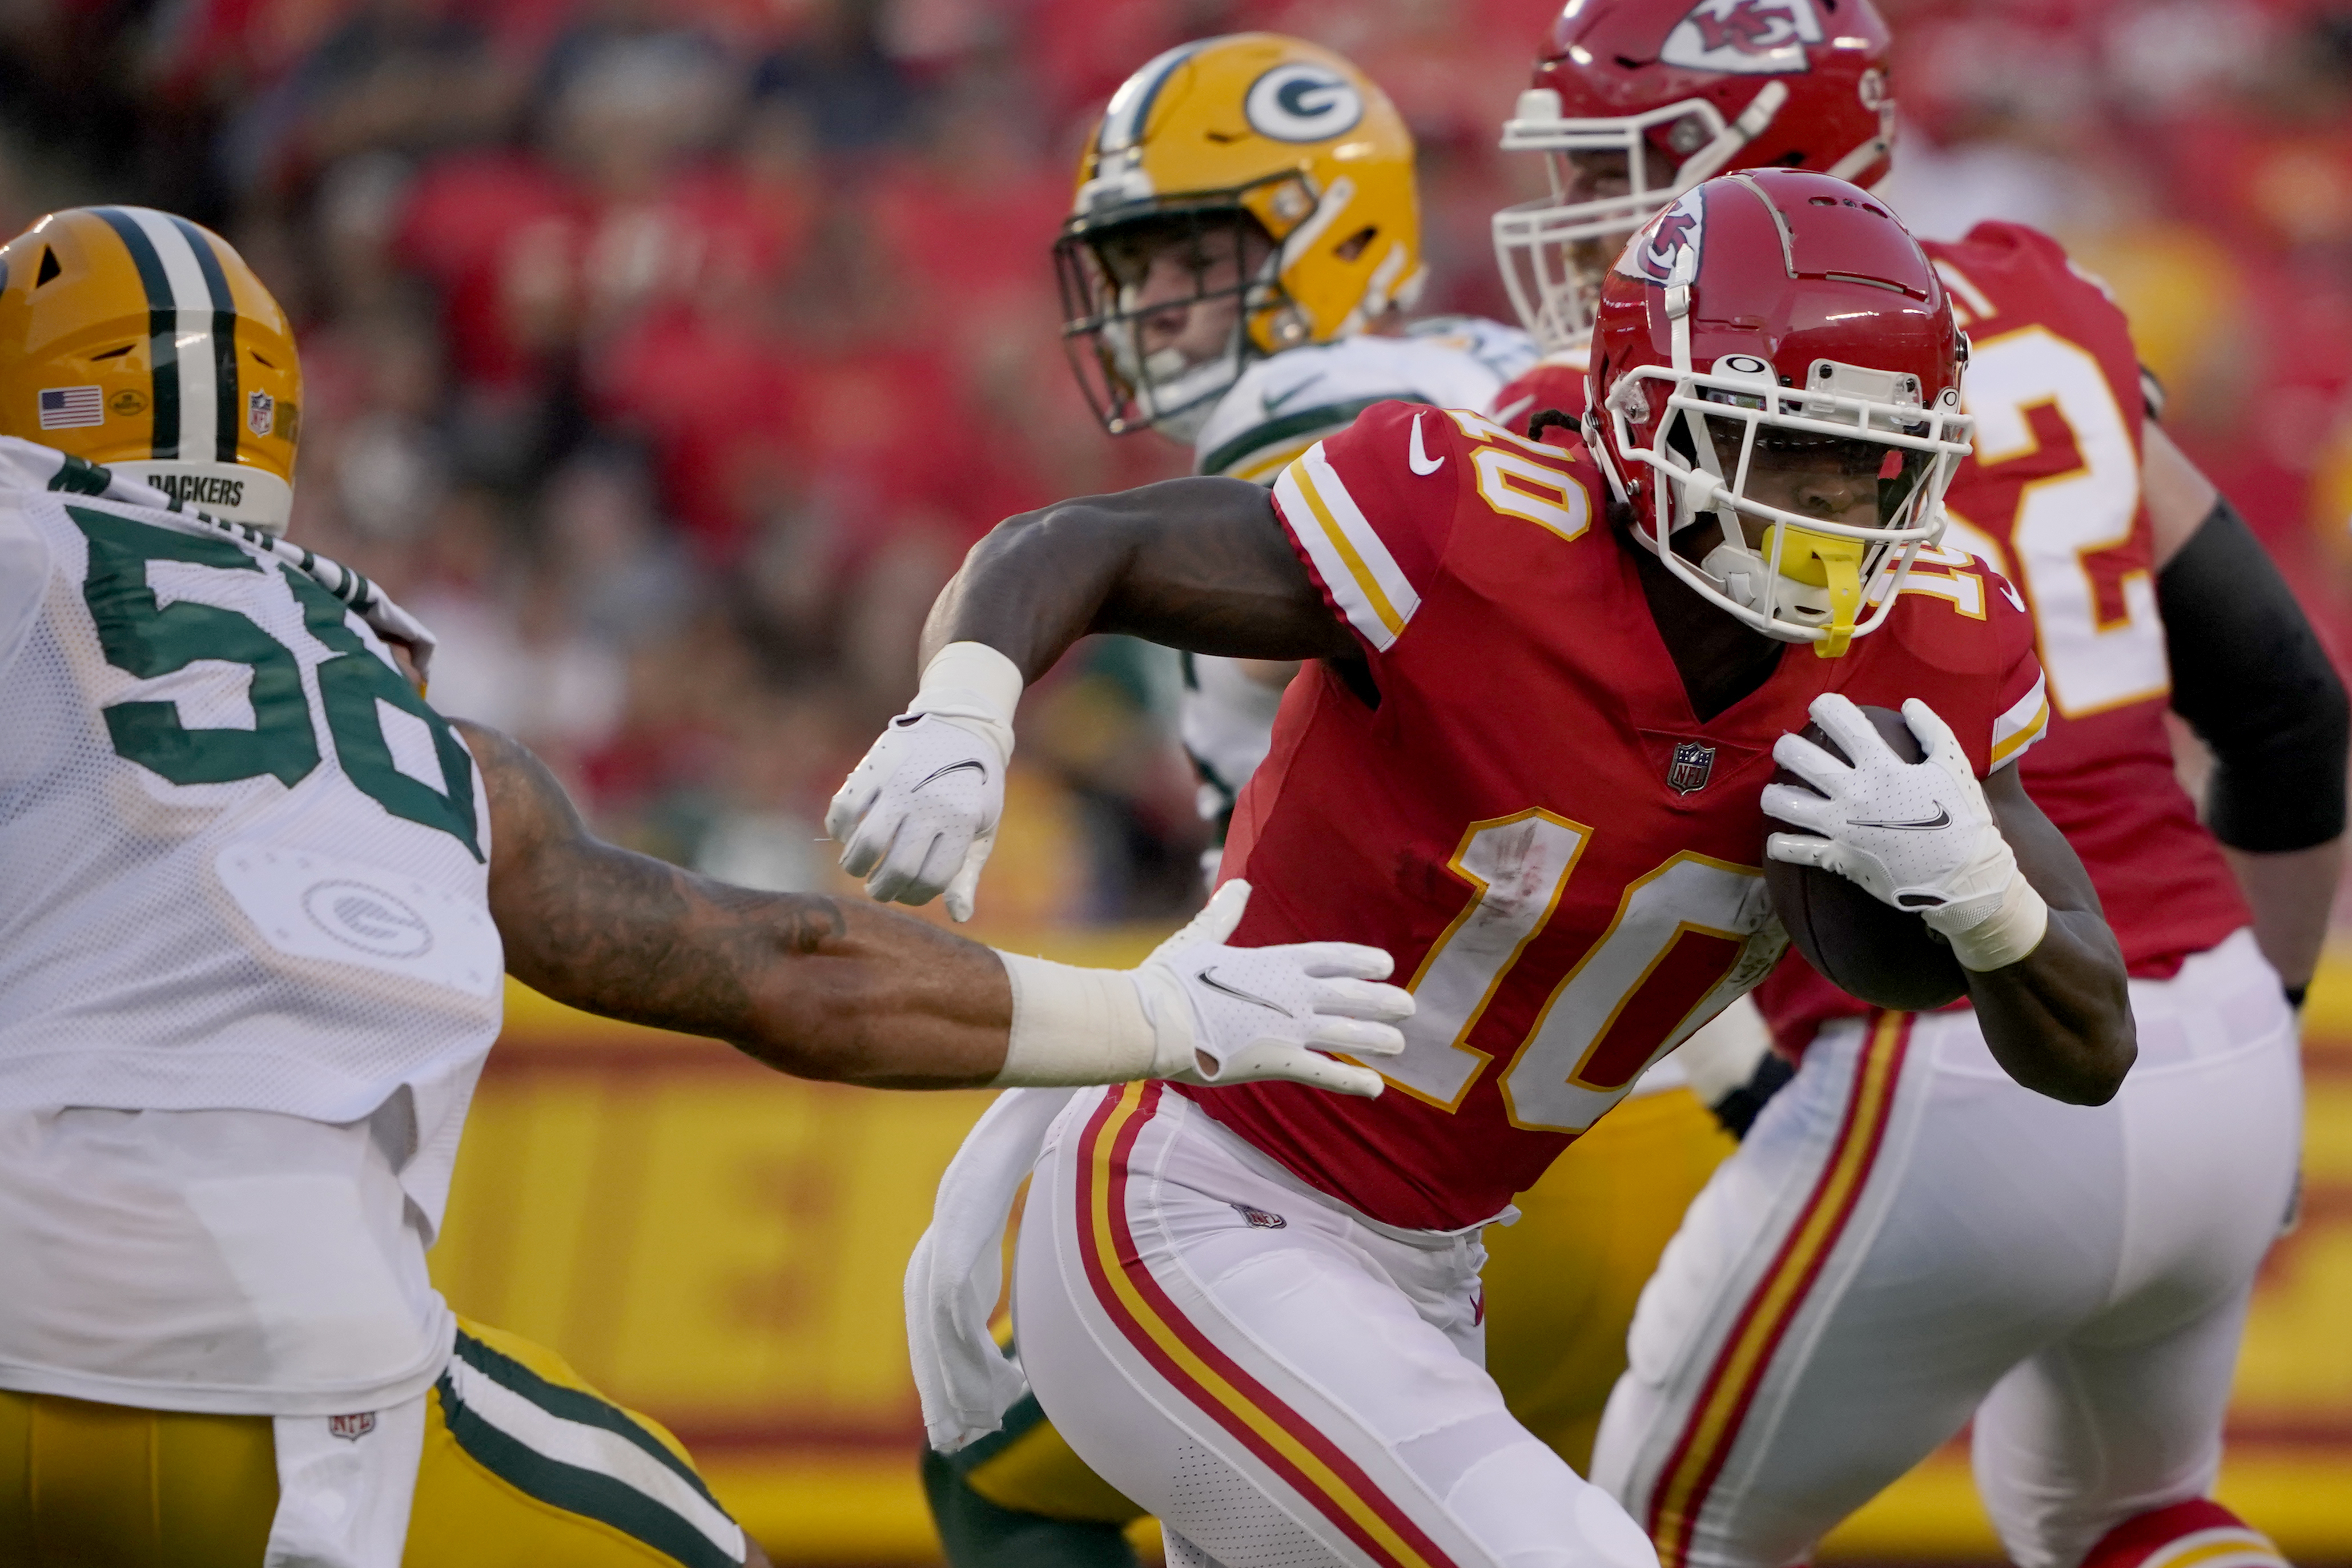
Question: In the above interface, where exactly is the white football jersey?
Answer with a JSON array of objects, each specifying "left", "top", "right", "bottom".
[
  {"left": 1185, "top": 319, "right": 1539, "bottom": 865},
  {"left": 1191, "top": 316, "right": 1539, "bottom": 484},
  {"left": 0, "top": 443, "right": 500, "bottom": 1410},
  {"left": 0, "top": 457, "right": 501, "bottom": 1125}
]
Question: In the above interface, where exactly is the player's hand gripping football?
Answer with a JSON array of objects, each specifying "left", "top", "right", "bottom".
[
  {"left": 1762, "top": 693, "right": 2047, "bottom": 971},
  {"left": 1137, "top": 881, "right": 1411, "bottom": 1096},
  {"left": 826, "top": 644, "right": 1020, "bottom": 921}
]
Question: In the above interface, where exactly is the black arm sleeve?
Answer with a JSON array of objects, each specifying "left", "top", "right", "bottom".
[{"left": 2159, "top": 496, "right": 2350, "bottom": 852}]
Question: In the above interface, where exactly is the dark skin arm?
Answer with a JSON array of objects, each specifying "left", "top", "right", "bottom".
[
  {"left": 934, "top": 477, "right": 2134, "bottom": 1104},
  {"left": 1972, "top": 767, "right": 2136, "bottom": 1103},
  {"left": 454, "top": 720, "right": 1012, "bottom": 1089},
  {"left": 921, "top": 477, "right": 1356, "bottom": 677}
]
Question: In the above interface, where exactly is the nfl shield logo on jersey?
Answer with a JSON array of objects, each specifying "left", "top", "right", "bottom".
[
  {"left": 1667, "top": 741, "right": 1716, "bottom": 794},
  {"left": 1231, "top": 1204, "right": 1287, "bottom": 1230},
  {"left": 327, "top": 1412, "right": 376, "bottom": 1442}
]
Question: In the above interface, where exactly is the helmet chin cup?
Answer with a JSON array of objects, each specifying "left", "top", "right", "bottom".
[
  {"left": 1758, "top": 523, "right": 1864, "bottom": 657},
  {"left": 1686, "top": 530, "right": 1855, "bottom": 653}
]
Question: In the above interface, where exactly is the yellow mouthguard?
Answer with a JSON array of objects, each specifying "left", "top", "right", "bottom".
[{"left": 1764, "top": 524, "right": 1864, "bottom": 658}]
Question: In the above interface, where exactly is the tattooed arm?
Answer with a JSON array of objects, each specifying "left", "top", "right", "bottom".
[{"left": 459, "top": 720, "right": 1014, "bottom": 1088}]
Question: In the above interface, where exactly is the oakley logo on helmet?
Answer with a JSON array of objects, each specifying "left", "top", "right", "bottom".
[
  {"left": 1244, "top": 63, "right": 1363, "bottom": 143},
  {"left": 1659, "top": 0, "right": 1824, "bottom": 74},
  {"left": 1626, "top": 191, "right": 1706, "bottom": 284}
]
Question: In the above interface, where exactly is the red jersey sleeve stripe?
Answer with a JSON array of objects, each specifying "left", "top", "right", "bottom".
[
  {"left": 1991, "top": 671, "right": 2050, "bottom": 770},
  {"left": 1274, "top": 447, "right": 1421, "bottom": 652},
  {"left": 1072, "top": 1084, "right": 1462, "bottom": 1568}
]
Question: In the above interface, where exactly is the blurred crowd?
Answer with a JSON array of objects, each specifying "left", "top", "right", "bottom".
[{"left": 2, "top": 0, "right": 2348, "bottom": 928}]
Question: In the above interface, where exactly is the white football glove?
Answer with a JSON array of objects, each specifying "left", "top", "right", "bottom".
[
  {"left": 826, "top": 644, "right": 1021, "bottom": 921},
  {"left": 1762, "top": 694, "right": 2048, "bottom": 971},
  {"left": 1136, "top": 881, "right": 1411, "bottom": 1096}
]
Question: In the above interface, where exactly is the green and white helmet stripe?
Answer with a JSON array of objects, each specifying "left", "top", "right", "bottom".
[
  {"left": 90, "top": 206, "right": 240, "bottom": 465},
  {"left": 1095, "top": 39, "right": 1213, "bottom": 155},
  {"left": 83, "top": 207, "right": 293, "bottom": 532}
]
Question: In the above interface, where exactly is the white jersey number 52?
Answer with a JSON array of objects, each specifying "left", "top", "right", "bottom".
[{"left": 1940, "top": 324, "right": 2168, "bottom": 719}]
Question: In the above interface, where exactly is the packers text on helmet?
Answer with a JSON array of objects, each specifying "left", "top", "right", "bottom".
[{"left": 0, "top": 207, "right": 301, "bottom": 534}]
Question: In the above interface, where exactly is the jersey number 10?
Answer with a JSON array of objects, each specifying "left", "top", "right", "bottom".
[{"left": 1369, "top": 811, "right": 1780, "bottom": 1134}]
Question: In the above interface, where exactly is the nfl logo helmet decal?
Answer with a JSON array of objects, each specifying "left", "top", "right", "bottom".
[
  {"left": 247, "top": 389, "right": 275, "bottom": 438},
  {"left": 1667, "top": 741, "right": 1716, "bottom": 794},
  {"left": 1658, "top": 0, "right": 1825, "bottom": 75}
]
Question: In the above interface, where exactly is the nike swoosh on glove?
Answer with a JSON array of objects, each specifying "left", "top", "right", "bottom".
[
  {"left": 1135, "top": 882, "right": 1412, "bottom": 1097},
  {"left": 826, "top": 708, "right": 1009, "bottom": 920},
  {"left": 1761, "top": 693, "right": 2023, "bottom": 938}
]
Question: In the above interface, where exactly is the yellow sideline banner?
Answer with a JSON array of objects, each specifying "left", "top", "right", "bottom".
[{"left": 430, "top": 940, "right": 2352, "bottom": 1563}]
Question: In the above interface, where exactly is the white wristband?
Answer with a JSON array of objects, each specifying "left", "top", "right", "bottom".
[
  {"left": 913, "top": 642, "right": 1024, "bottom": 752},
  {"left": 1927, "top": 872, "right": 2049, "bottom": 972},
  {"left": 991, "top": 952, "right": 1185, "bottom": 1087}
]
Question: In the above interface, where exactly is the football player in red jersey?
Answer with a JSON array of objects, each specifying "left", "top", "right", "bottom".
[
  {"left": 833, "top": 170, "right": 2134, "bottom": 1568},
  {"left": 1479, "top": 5, "right": 2349, "bottom": 1568}
]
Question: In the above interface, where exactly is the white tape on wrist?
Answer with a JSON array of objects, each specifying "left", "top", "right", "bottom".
[
  {"left": 991, "top": 952, "right": 1173, "bottom": 1087},
  {"left": 912, "top": 642, "right": 1024, "bottom": 758},
  {"left": 1928, "top": 873, "right": 2050, "bottom": 972}
]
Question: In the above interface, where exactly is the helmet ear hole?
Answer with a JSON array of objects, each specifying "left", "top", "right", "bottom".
[
  {"left": 1334, "top": 226, "right": 1377, "bottom": 262},
  {"left": 35, "top": 248, "right": 59, "bottom": 287}
]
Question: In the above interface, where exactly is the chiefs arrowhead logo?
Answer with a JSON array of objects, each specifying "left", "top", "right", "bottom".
[
  {"left": 1659, "top": 0, "right": 1824, "bottom": 74},
  {"left": 1622, "top": 189, "right": 1707, "bottom": 284}
]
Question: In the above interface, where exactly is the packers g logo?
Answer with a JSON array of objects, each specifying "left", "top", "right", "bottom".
[
  {"left": 302, "top": 879, "right": 434, "bottom": 959},
  {"left": 1244, "top": 64, "right": 1362, "bottom": 143}
]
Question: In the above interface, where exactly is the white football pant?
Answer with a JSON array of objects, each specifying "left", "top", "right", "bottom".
[
  {"left": 1015, "top": 1082, "right": 1658, "bottom": 1568},
  {"left": 1590, "top": 929, "right": 2300, "bottom": 1568}
]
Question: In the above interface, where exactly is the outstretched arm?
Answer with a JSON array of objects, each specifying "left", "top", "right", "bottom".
[
  {"left": 1967, "top": 766, "right": 2136, "bottom": 1103},
  {"left": 920, "top": 476, "right": 1357, "bottom": 678},
  {"left": 460, "top": 720, "right": 1410, "bottom": 1094},
  {"left": 463, "top": 719, "right": 1015, "bottom": 1088},
  {"left": 825, "top": 478, "right": 1357, "bottom": 919}
]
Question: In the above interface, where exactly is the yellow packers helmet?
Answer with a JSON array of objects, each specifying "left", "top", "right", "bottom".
[
  {"left": 0, "top": 207, "right": 301, "bottom": 533},
  {"left": 1056, "top": 34, "right": 1422, "bottom": 439}
]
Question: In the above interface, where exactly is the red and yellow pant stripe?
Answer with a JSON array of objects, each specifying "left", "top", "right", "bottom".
[
  {"left": 1072, "top": 1083, "right": 1462, "bottom": 1568},
  {"left": 1645, "top": 1013, "right": 1913, "bottom": 1568}
]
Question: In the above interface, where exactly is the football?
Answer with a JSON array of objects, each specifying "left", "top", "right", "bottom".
[{"left": 1765, "top": 703, "right": 1971, "bottom": 1013}]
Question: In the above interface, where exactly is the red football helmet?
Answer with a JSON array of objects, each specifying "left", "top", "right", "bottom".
[
  {"left": 1586, "top": 170, "right": 1972, "bottom": 657},
  {"left": 1493, "top": 0, "right": 1895, "bottom": 353}
]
